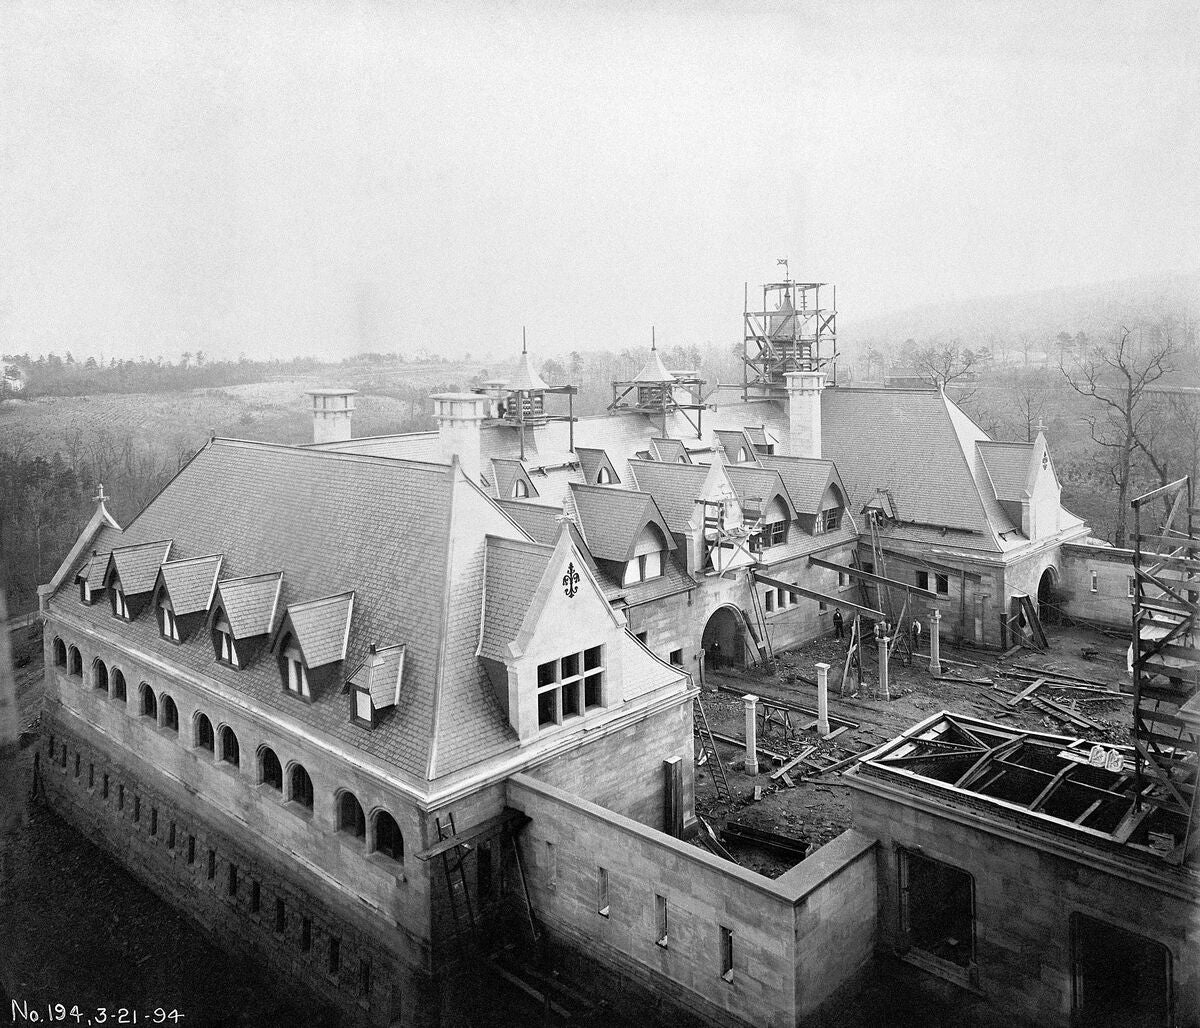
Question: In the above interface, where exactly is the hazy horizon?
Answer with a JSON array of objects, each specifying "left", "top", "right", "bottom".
[{"left": 3, "top": 1, "right": 1197, "bottom": 362}]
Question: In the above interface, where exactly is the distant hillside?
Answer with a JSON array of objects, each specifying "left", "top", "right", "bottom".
[{"left": 840, "top": 272, "right": 1199, "bottom": 357}]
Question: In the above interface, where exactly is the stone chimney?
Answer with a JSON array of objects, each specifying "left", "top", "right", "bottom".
[
  {"left": 784, "top": 371, "right": 825, "bottom": 458},
  {"left": 431, "top": 392, "right": 489, "bottom": 482},
  {"left": 306, "top": 389, "right": 357, "bottom": 445}
]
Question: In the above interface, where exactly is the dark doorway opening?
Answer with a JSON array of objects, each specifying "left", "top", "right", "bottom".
[
  {"left": 900, "top": 850, "right": 974, "bottom": 969},
  {"left": 1072, "top": 913, "right": 1171, "bottom": 1027},
  {"left": 1037, "top": 567, "right": 1060, "bottom": 625},
  {"left": 701, "top": 607, "right": 747, "bottom": 671}
]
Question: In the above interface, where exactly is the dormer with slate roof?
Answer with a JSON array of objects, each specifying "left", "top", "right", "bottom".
[
  {"left": 273, "top": 592, "right": 355, "bottom": 702},
  {"left": 648, "top": 438, "right": 692, "bottom": 465},
  {"left": 758, "top": 455, "right": 855, "bottom": 537},
  {"left": 978, "top": 430, "right": 1062, "bottom": 541},
  {"left": 208, "top": 571, "right": 282, "bottom": 668},
  {"left": 491, "top": 457, "right": 540, "bottom": 500},
  {"left": 714, "top": 429, "right": 759, "bottom": 465},
  {"left": 151, "top": 553, "right": 222, "bottom": 643},
  {"left": 77, "top": 550, "right": 111, "bottom": 605},
  {"left": 347, "top": 644, "right": 406, "bottom": 729},
  {"left": 576, "top": 446, "right": 622, "bottom": 485},
  {"left": 567, "top": 483, "right": 677, "bottom": 591},
  {"left": 103, "top": 540, "right": 172, "bottom": 621}
]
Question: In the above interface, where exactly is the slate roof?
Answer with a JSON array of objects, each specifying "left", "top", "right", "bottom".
[
  {"left": 108, "top": 540, "right": 173, "bottom": 594},
  {"left": 215, "top": 572, "right": 282, "bottom": 639},
  {"left": 78, "top": 552, "right": 111, "bottom": 590},
  {"left": 714, "top": 429, "right": 757, "bottom": 462},
  {"left": 821, "top": 388, "right": 997, "bottom": 543},
  {"left": 576, "top": 447, "right": 621, "bottom": 485},
  {"left": 632, "top": 348, "right": 675, "bottom": 383},
  {"left": 478, "top": 536, "right": 553, "bottom": 662},
  {"left": 507, "top": 351, "right": 550, "bottom": 392},
  {"left": 567, "top": 484, "right": 675, "bottom": 563},
  {"left": 625, "top": 460, "right": 712, "bottom": 532},
  {"left": 491, "top": 458, "right": 539, "bottom": 500},
  {"left": 49, "top": 439, "right": 465, "bottom": 784},
  {"left": 494, "top": 500, "right": 564, "bottom": 544},
  {"left": 978, "top": 442, "right": 1035, "bottom": 501},
  {"left": 157, "top": 554, "right": 223, "bottom": 615},
  {"left": 759, "top": 455, "right": 842, "bottom": 514},
  {"left": 724, "top": 465, "right": 792, "bottom": 517},
  {"left": 601, "top": 549, "right": 697, "bottom": 608},
  {"left": 648, "top": 438, "right": 690, "bottom": 464},
  {"left": 282, "top": 592, "right": 355, "bottom": 668},
  {"left": 348, "top": 644, "right": 406, "bottom": 709}
]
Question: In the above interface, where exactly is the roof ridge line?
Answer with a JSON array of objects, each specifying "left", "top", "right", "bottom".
[{"left": 214, "top": 436, "right": 455, "bottom": 471}]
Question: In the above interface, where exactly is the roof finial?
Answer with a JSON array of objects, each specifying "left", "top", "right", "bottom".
[
  {"left": 651, "top": 326, "right": 656, "bottom": 352},
  {"left": 1035, "top": 417, "right": 1047, "bottom": 435},
  {"left": 93, "top": 483, "right": 107, "bottom": 506},
  {"left": 522, "top": 326, "right": 527, "bottom": 355}
]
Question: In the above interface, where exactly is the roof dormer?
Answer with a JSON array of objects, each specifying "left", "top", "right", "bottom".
[
  {"left": 347, "top": 644, "right": 406, "bottom": 729},
  {"left": 272, "top": 592, "right": 354, "bottom": 702},
  {"left": 103, "top": 540, "right": 172, "bottom": 621},
  {"left": 208, "top": 571, "right": 282, "bottom": 668},
  {"left": 151, "top": 554, "right": 222, "bottom": 643},
  {"left": 77, "top": 550, "right": 111, "bottom": 605}
]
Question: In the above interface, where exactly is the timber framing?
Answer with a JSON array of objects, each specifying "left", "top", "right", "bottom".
[
  {"left": 753, "top": 571, "right": 884, "bottom": 621},
  {"left": 807, "top": 555, "right": 940, "bottom": 601}
]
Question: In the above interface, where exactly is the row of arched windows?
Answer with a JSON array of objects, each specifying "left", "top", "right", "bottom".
[{"left": 51, "top": 635, "right": 405, "bottom": 864}]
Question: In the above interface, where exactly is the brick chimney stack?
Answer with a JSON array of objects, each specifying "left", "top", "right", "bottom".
[
  {"left": 784, "top": 371, "right": 825, "bottom": 458},
  {"left": 431, "top": 392, "right": 489, "bottom": 482},
  {"left": 306, "top": 389, "right": 357, "bottom": 445}
]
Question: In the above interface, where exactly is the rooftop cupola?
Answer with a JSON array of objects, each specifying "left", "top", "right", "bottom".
[
  {"left": 742, "top": 261, "right": 837, "bottom": 399},
  {"left": 609, "top": 329, "right": 706, "bottom": 437},
  {"left": 485, "top": 329, "right": 580, "bottom": 456},
  {"left": 306, "top": 388, "right": 357, "bottom": 445}
]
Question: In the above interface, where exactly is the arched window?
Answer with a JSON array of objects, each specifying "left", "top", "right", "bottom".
[
  {"left": 213, "top": 612, "right": 238, "bottom": 667},
  {"left": 289, "top": 764, "right": 314, "bottom": 810},
  {"left": 258, "top": 747, "right": 283, "bottom": 791},
  {"left": 281, "top": 636, "right": 310, "bottom": 699},
  {"left": 68, "top": 646, "right": 82, "bottom": 677},
  {"left": 93, "top": 658, "right": 109, "bottom": 692},
  {"left": 623, "top": 524, "right": 665, "bottom": 586},
  {"left": 761, "top": 496, "right": 790, "bottom": 548},
  {"left": 111, "top": 579, "right": 130, "bottom": 620},
  {"left": 373, "top": 811, "right": 404, "bottom": 862},
  {"left": 219, "top": 726, "right": 240, "bottom": 767},
  {"left": 139, "top": 682, "right": 157, "bottom": 720},
  {"left": 160, "top": 694, "right": 179, "bottom": 733},
  {"left": 53, "top": 638, "right": 67, "bottom": 667},
  {"left": 195, "top": 712, "right": 215, "bottom": 752},
  {"left": 159, "top": 597, "right": 179, "bottom": 641},
  {"left": 111, "top": 668, "right": 127, "bottom": 701},
  {"left": 513, "top": 479, "right": 529, "bottom": 498},
  {"left": 817, "top": 484, "right": 844, "bottom": 534},
  {"left": 337, "top": 792, "right": 366, "bottom": 840},
  {"left": 676, "top": 455, "right": 688, "bottom": 464},
  {"left": 597, "top": 466, "right": 612, "bottom": 485},
  {"left": 737, "top": 447, "right": 749, "bottom": 462}
]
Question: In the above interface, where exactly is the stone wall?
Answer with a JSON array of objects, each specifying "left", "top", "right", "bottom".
[
  {"left": 40, "top": 710, "right": 434, "bottom": 1027},
  {"left": 1059, "top": 542, "right": 1136, "bottom": 629},
  {"left": 851, "top": 777, "right": 1200, "bottom": 1028},
  {"left": 507, "top": 773, "right": 878, "bottom": 1028}
]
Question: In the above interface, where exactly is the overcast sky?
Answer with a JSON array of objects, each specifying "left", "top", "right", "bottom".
[{"left": 2, "top": 0, "right": 1197, "bottom": 362}]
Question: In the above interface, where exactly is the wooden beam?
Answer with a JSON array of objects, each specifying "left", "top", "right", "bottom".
[
  {"left": 754, "top": 571, "right": 884, "bottom": 620},
  {"left": 769, "top": 746, "right": 817, "bottom": 780},
  {"left": 1005, "top": 677, "right": 1046, "bottom": 707},
  {"left": 1131, "top": 477, "right": 1190, "bottom": 508},
  {"left": 808, "top": 555, "right": 940, "bottom": 600},
  {"left": 874, "top": 548, "right": 985, "bottom": 583},
  {"left": 416, "top": 808, "right": 530, "bottom": 861}
]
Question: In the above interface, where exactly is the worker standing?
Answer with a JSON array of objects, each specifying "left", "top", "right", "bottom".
[{"left": 832, "top": 608, "right": 844, "bottom": 641}]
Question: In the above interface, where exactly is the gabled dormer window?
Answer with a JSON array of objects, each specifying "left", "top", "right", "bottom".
[
  {"left": 214, "top": 616, "right": 239, "bottom": 667},
  {"left": 111, "top": 581, "right": 130, "bottom": 620},
  {"left": 597, "top": 466, "right": 612, "bottom": 485},
  {"left": 284, "top": 642, "right": 310, "bottom": 699},
  {"left": 159, "top": 598, "right": 180, "bottom": 641},
  {"left": 623, "top": 524, "right": 666, "bottom": 586},
  {"left": 513, "top": 480, "right": 530, "bottom": 498}
]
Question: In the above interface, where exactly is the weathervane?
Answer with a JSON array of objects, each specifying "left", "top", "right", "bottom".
[{"left": 93, "top": 484, "right": 107, "bottom": 505}]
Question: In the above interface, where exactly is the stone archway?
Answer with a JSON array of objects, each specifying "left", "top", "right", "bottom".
[
  {"left": 702, "top": 605, "right": 748, "bottom": 671},
  {"left": 1036, "top": 565, "right": 1060, "bottom": 624}
]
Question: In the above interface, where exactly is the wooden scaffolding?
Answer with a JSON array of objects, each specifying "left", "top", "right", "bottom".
[{"left": 1131, "top": 476, "right": 1200, "bottom": 864}]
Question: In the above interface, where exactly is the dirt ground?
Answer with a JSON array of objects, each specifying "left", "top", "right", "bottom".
[{"left": 691, "top": 623, "right": 1132, "bottom": 876}]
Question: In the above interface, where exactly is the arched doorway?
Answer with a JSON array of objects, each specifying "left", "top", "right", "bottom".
[
  {"left": 1037, "top": 565, "right": 1060, "bottom": 624},
  {"left": 702, "top": 606, "right": 748, "bottom": 671}
]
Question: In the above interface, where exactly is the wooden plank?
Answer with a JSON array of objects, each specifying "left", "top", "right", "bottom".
[
  {"left": 1136, "top": 533, "right": 1200, "bottom": 553},
  {"left": 807, "top": 555, "right": 940, "bottom": 600},
  {"left": 825, "top": 725, "right": 851, "bottom": 741},
  {"left": 1009, "top": 664, "right": 1117, "bottom": 689},
  {"left": 1006, "top": 677, "right": 1046, "bottom": 707},
  {"left": 1131, "top": 477, "right": 1191, "bottom": 508},
  {"left": 770, "top": 745, "right": 817, "bottom": 780},
  {"left": 708, "top": 730, "right": 787, "bottom": 764},
  {"left": 416, "top": 808, "right": 530, "bottom": 861},
  {"left": 1035, "top": 695, "right": 1105, "bottom": 732},
  {"left": 754, "top": 572, "right": 884, "bottom": 620}
]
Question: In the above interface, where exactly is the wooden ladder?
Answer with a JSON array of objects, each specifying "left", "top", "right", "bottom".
[
  {"left": 693, "top": 692, "right": 732, "bottom": 804},
  {"left": 435, "top": 813, "right": 478, "bottom": 955}
]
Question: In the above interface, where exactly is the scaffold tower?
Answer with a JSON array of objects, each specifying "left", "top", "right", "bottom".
[
  {"left": 608, "top": 330, "right": 707, "bottom": 438},
  {"left": 742, "top": 261, "right": 837, "bottom": 400}
]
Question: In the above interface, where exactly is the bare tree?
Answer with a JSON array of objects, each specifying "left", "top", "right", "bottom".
[
  {"left": 1008, "top": 368, "right": 1053, "bottom": 441},
  {"left": 1060, "top": 325, "right": 1176, "bottom": 548},
  {"left": 912, "top": 341, "right": 982, "bottom": 400}
]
